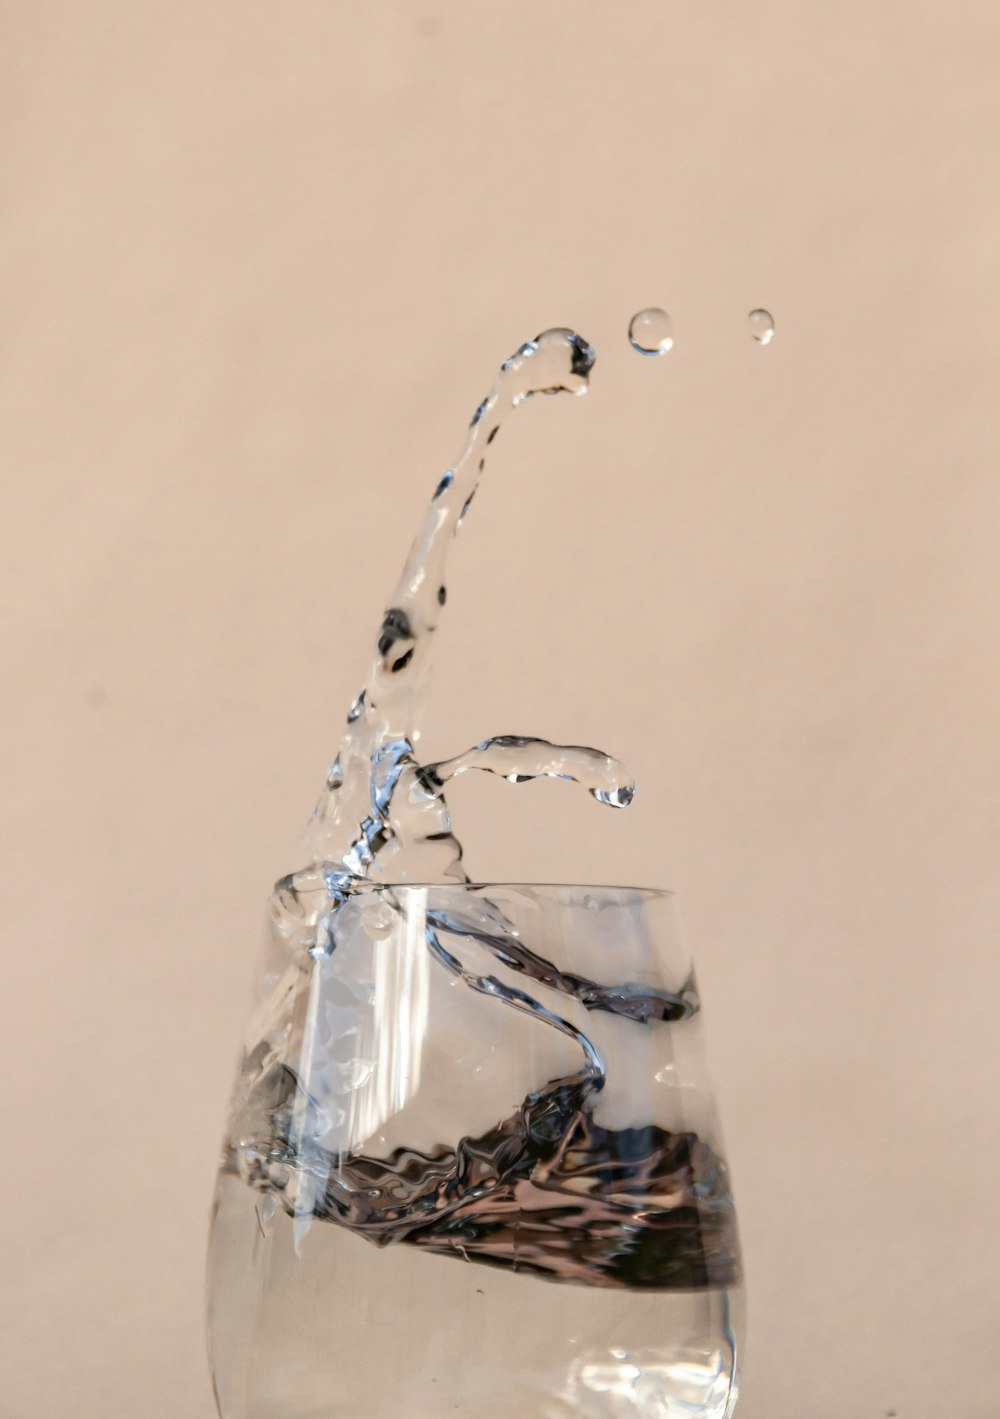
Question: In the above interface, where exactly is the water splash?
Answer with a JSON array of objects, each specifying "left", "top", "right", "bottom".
[
  {"left": 264, "top": 328, "right": 644, "bottom": 1132},
  {"left": 224, "top": 326, "right": 737, "bottom": 1298},
  {"left": 290, "top": 328, "right": 630, "bottom": 900}
]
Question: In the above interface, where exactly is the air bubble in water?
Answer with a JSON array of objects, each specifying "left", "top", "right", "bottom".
[
  {"left": 748, "top": 308, "right": 774, "bottom": 345},
  {"left": 627, "top": 308, "right": 673, "bottom": 356},
  {"left": 361, "top": 900, "right": 395, "bottom": 941}
]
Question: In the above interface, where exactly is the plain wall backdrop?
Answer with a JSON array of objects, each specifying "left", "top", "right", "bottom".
[{"left": 2, "top": 2, "right": 999, "bottom": 1415}]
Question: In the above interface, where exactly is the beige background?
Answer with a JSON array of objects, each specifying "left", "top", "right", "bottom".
[{"left": 3, "top": 2, "right": 999, "bottom": 1416}]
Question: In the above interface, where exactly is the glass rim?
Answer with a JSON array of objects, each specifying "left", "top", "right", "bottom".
[{"left": 346, "top": 880, "right": 674, "bottom": 897}]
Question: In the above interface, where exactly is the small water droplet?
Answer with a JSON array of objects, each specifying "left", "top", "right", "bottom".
[
  {"left": 592, "top": 783, "right": 635, "bottom": 808},
  {"left": 628, "top": 307, "right": 673, "bottom": 356},
  {"left": 748, "top": 308, "right": 775, "bottom": 344}
]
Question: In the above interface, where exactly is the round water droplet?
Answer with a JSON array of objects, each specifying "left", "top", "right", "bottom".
[
  {"left": 748, "top": 308, "right": 775, "bottom": 344},
  {"left": 627, "top": 308, "right": 673, "bottom": 356},
  {"left": 592, "top": 783, "right": 635, "bottom": 808}
]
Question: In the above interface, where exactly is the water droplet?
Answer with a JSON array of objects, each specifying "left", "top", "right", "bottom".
[
  {"left": 592, "top": 783, "right": 635, "bottom": 808},
  {"left": 627, "top": 308, "right": 673, "bottom": 356},
  {"left": 748, "top": 308, "right": 774, "bottom": 344}
]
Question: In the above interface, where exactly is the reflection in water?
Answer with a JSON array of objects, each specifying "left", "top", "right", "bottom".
[
  {"left": 567, "top": 1340, "right": 737, "bottom": 1417},
  {"left": 561, "top": 1290, "right": 741, "bottom": 1416},
  {"left": 348, "top": 889, "right": 430, "bottom": 1152},
  {"left": 284, "top": 894, "right": 431, "bottom": 1252},
  {"left": 370, "top": 888, "right": 430, "bottom": 1131}
]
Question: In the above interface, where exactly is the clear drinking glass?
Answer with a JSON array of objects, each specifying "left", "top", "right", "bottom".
[{"left": 207, "top": 882, "right": 743, "bottom": 1418}]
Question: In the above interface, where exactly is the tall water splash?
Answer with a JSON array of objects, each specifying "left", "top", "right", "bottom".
[
  {"left": 209, "top": 325, "right": 742, "bottom": 1418},
  {"left": 297, "top": 328, "right": 632, "bottom": 896},
  {"left": 216, "top": 324, "right": 737, "bottom": 1290}
]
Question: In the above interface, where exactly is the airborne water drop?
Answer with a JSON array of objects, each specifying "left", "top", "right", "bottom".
[
  {"left": 748, "top": 308, "right": 775, "bottom": 344},
  {"left": 627, "top": 307, "right": 674, "bottom": 356}
]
